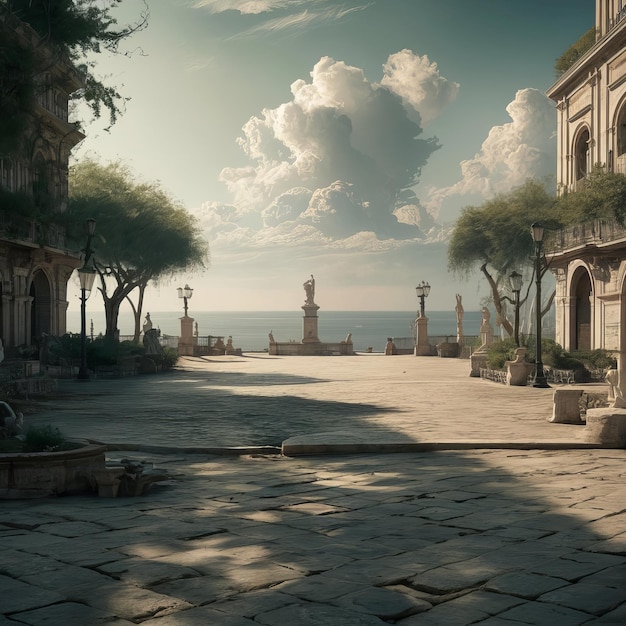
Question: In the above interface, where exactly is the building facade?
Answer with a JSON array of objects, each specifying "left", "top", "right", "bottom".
[
  {"left": 0, "top": 9, "right": 84, "bottom": 353},
  {"left": 546, "top": 0, "right": 626, "bottom": 374}
]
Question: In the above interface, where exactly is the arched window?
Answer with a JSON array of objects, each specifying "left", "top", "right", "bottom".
[
  {"left": 615, "top": 102, "right": 626, "bottom": 174},
  {"left": 575, "top": 128, "right": 591, "bottom": 181}
]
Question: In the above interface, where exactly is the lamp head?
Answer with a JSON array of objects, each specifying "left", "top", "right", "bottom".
[
  {"left": 509, "top": 270, "right": 523, "bottom": 292},
  {"left": 531, "top": 222, "right": 544, "bottom": 243}
]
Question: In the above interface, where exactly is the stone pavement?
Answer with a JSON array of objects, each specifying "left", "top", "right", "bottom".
[
  {"left": 23, "top": 355, "right": 608, "bottom": 451},
  {"left": 2, "top": 354, "right": 626, "bottom": 625}
]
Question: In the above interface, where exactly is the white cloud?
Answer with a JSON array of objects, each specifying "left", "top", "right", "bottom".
[
  {"left": 219, "top": 54, "right": 448, "bottom": 242},
  {"left": 427, "top": 88, "right": 556, "bottom": 220},
  {"left": 193, "top": 0, "right": 306, "bottom": 15},
  {"left": 380, "top": 50, "right": 460, "bottom": 126}
]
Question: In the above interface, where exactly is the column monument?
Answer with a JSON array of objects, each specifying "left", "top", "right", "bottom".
[{"left": 302, "top": 274, "right": 321, "bottom": 345}]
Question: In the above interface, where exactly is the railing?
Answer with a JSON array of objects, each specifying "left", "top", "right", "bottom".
[
  {"left": 545, "top": 218, "right": 626, "bottom": 253},
  {"left": 0, "top": 211, "right": 68, "bottom": 249}
]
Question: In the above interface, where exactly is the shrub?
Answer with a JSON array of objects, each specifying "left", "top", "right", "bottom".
[
  {"left": 487, "top": 338, "right": 519, "bottom": 370},
  {"left": 22, "top": 425, "right": 66, "bottom": 452}
]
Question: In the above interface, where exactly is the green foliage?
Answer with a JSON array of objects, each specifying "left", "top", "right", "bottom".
[
  {"left": 66, "top": 160, "right": 209, "bottom": 338},
  {"left": 448, "top": 180, "right": 559, "bottom": 276},
  {"left": 1, "top": 0, "right": 148, "bottom": 137},
  {"left": 160, "top": 347, "right": 179, "bottom": 370},
  {"left": 555, "top": 26, "right": 596, "bottom": 77},
  {"left": 22, "top": 424, "right": 66, "bottom": 452},
  {"left": 487, "top": 338, "right": 519, "bottom": 370},
  {"left": 555, "top": 167, "right": 626, "bottom": 225},
  {"left": 571, "top": 349, "right": 617, "bottom": 371}
]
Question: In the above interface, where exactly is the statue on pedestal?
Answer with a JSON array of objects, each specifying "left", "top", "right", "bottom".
[{"left": 303, "top": 274, "right": 316, "bottom": 305}]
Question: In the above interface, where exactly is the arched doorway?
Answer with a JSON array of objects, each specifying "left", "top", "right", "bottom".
[
  {"left": 570, "top": 267, "right": 592, "bottom": 351},
  {"left": 30, "top": 270, "right": 52, "bottom": 343}
]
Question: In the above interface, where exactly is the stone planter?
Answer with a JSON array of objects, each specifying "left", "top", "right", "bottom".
[{"left": 0, "top": 442, "right": 107, "bottom": 499}]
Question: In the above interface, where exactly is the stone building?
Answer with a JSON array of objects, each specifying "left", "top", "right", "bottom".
[
  {"left": 0, "top": 9, "right": 84, "bottom": 353},
  {"left": 546, "top": 0, "right": 626, "bottom": 367}
]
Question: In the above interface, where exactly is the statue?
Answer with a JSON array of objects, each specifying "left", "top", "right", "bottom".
[
  {"left": 143, "top": 328, "right": 163, "bottom": 355},
  {"left": 268, "top": 330, "right": 275, "bottom": 344},
  {"left": 606, "top": 369, "right": 626, "bottom": 408},
  {"left": 455, "top": 294, "right": 464, "bottom": 344},
  {"left": 142, "top": 313, "right": 153, "bottom": 334},
  {"left": 480, "top": 307, "right": 491, "bottom": 331},
  {"left": 303, "top": 274, "right": 316, "bottom": 305}
]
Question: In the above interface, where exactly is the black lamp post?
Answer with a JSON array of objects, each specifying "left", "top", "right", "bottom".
[
  {"left": 77, "top": 219, "right": 96, "bottom": 381},
  {"left": 177, "top": 284, "right": 193, "bottom": 316},
  {"left": 531, "top": 222, "right": 550, "bottom": 388},
  {"left": 510, "top": 270, "right": 523, "bottom": 347},
  {"left": 415, "top": 281, "right": 431, "bottom": 317}
]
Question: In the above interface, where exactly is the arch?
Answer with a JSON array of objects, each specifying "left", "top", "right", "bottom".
[
  {"left": 29, "top": 269, "right": 52, "bottom": 342},
  {"left": 574, "top": 126, "right": 591, "bottom": 182},
  {"left": 569, "top": 265, "right": 593, "bottom": 351},
  {"left": 613, "top": 95, "right": 626, "bottom": 174}
]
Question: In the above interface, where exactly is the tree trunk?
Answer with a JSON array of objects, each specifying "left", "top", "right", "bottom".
[{"left": 480, "top": 263, "right": 514, "bottom": 336}]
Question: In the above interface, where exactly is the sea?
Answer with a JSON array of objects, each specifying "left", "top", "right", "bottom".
[{"left": 66, "top": 310, "right": 485, "bottom": 353}]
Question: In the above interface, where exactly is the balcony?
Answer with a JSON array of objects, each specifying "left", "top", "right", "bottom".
[
  {"left": 0, "top": 211, "right": 68, "bottom": 250},
  {"left": 545, "top": 218, "right": 626, "bottom": 254}
]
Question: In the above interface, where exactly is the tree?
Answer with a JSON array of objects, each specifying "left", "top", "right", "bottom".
[
  {"left": 0, "top": 0, "right": 148, "bottom": 147},
  {"left": 67, "top": 160, "right": 209, "bottom": 340},
  {"left": 448, "top": 180, "right": 559, "bottom": 336},
  {"left": 554, "top": 26, "right": 595, "bottom": 77},
  {"left": 555, "top": 166, "right": 626, "bottom": 225}
]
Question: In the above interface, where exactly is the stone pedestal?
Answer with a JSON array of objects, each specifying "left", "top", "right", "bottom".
[
  {"left": 506, "top": 347, "right": 529, "bottom": 386},
  {"left": 583, "top": 409, "right": 626, "bottom": 446},
  {"left": 549, "top": 388, "right": 583, "bottom": 423},
  {"left": 302, "top": 304, "right": 321, "bottom": 344},
  {"left": 469, "top": 351, "right": 488, "bottom": 377},
  {"left": 414, "top": 315, "right": 431, "bottom": 356},
  {"left": 178, "top": 315, "right": 196, "bottom": 356}
]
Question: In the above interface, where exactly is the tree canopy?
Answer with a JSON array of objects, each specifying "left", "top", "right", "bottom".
[
  {"left": 0, "top": 0, "right": 148, "bottom": 146},
  {"left": 448, "top": 180, "right": 558, "bottom": 335},
  {"left": 67, "top": 160, "right": 209, "bottom": 339},
  {"left": 554, "top": 26, "right": 595, "bottom": 77}
]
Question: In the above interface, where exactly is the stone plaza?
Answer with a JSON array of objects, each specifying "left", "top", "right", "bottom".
[{"left": 1, "top": 354, "right": 626, "bottom": 625}]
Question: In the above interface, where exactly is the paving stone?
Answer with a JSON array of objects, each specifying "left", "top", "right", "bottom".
[
  {"left": 20, "top": 563, "right": 117, "bottom": 592},
  {"left": 141, "top": 607, "right": 257, "bottom": 625},
  {"left": 35, "top": 521, "right": 108, "bottom": 537},
  {"left": 210, "top": 589, "right": 298, "bottom": 618},
  {"left": 151, "top": 575, "right": 238, "bottom": 605},
  {"left": 497, "top": 600, "right": 595, "bottom": 625},
  {"left": 579, "top": 563, "right": 626, "bottom": 588},
  {"left": 397, "top": 601, "right": 489, "bottom": 625},
  {"left": 539, "top": 582, "right": 626, "bottom": 615},
  {"left": 434, "top": 590, "right": 525, "bottom": 615},
  {"left": 98, "top": 558, "right": 203, "bottom": 586},
  {"left": 7, "top": 601, "right": 135, "bottom": 625},
  {"left": 0, "top": 550, "right": 65, "bottom": 578},
  {"left": 0, "top": 575, "right": 64, "bottom": 613},
  {"left": 254, "top": 602, "right": 387, "bottom": 625},
  {"left": 276, "top": 575, "right": 369, "bottom": 602},
  {"left": 332, "top": 586, "right": 431, "bottom": 619},
  {"left": 529, "top": 552, "right": 625, "bottom": 581},
  {"left": 485, "top": 571, "right": 570, "bottom": 599},
  {"left": 591, "top": 601, "right": 626, "bottom": 624}
]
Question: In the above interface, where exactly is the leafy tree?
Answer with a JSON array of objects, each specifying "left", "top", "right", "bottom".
[
  {"left": 555, "top": 166, "right": 626, "bottom": 225},
  {"left": 555, "top": 26, "right": 595, "bottom": 77},
  {"left": 67, "top": 160, "right": 209, "bottom": 340},
  {"left": 448, "top": 180, "right": 559, "bottom": 335},
  {"left": 0, "top": 0, "right": 148, "bottom": 146}
]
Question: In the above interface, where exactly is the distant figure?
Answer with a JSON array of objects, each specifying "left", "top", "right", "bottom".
[
  {"left": 455, "top": 294, "right": 464, "bottom": 344},
  {"left": 194, "top": 322, "right": 199, "bottom": 337},
  {"left": 303, "top": 274, "right": 316, "bottom": 305},
  {"left": 143, "top": 313, "right": 153, "bottom": 334},
  {"left": 269, "top": 330, "right": 275, "bottom": 343},
  {"left": 345, "top": 332, "right": 352, "bottom": 344},
  {"left": 385, "top": 338, "right": 396, "bottom": 356}
]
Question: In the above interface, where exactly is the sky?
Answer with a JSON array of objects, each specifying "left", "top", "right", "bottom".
[{"left": 70, "top": 0, "right": 595, "bottom": 316}]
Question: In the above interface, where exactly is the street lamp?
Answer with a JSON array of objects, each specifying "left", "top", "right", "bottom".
[
  {"left": 177, "top": 284, "right": 193, "bottom": 317},
  {"left": 509, "top": 270, "right": 523, "bottom": 347},
  {"left": 77, "top": 219, "right": 97, "bottom": 381},
  {"left": 531, "top": 222, "right": 550, "bottom": 388},
  {"left": 415, "top": 281, "right": 431, "bottom": 317}
]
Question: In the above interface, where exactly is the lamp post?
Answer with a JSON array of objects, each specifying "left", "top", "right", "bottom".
[
  {"left": 77, "top": 219, "right": 96, "bottom": 381},
  {"left": 415, "top": 280, "right": 431, "bottom": 318},
  {"left": 531, "top": 222, "right": 550, "bottom": 388},
  {"left": 509, "top": 270, "right": 523, "bottom": 347},
  {"left": 177, "top": 284, "right": 193, "bottom": 317}
]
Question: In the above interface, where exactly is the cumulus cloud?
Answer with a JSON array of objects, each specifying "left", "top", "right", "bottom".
[
  {"left": 381, "top": 50, "right": 460, "bottom": 126},
  {"left": 218, "top": 52, "right": 457, "bottom": 242},
  {"left": 427, "top": 88, "right": 556, "bottom": 219}
]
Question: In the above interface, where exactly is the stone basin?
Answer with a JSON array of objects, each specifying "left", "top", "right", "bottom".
[{"left": 0, "top": 442, "right": 107, "bottom": 499}]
